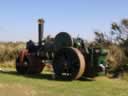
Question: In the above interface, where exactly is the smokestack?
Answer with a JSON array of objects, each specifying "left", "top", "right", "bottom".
[{"left": 38, "top": 18, "right": 45, "bottom": 46}]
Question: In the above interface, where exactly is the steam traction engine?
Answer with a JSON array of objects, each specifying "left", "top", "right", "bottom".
[{"left": 16, "top": 19, "right": 104, "bottom": 80}]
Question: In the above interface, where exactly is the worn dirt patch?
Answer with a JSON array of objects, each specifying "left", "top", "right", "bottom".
[{"left": 0, "top": 83, "right": 36, "bottom": 96}]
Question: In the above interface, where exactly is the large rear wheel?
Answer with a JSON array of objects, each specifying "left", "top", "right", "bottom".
[{"left": 53, "top": 47, "right": 85, "bottom": 80}]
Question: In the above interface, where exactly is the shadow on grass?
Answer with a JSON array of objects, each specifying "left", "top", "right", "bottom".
[
  {"left": 78, "top": 77, "right": 95, "bottom": 81},
  {"left": 0, "top": 70, "right": 53, "bottom": 80},
  {"left": 0, "top": 70, "right": 94, "bottom": 82}
]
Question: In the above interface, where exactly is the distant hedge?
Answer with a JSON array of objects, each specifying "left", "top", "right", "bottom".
[{"left": 0, "top": 42, "right": 25, "bottom": 62}]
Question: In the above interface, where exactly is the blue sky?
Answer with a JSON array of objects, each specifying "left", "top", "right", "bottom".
[{"left": 0, "top": 0, "right": 128, "bottom": 42}]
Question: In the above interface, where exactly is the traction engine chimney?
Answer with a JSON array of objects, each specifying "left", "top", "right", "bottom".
[{"left": 38, "top": 19, "right": 45, "bottom": 46}]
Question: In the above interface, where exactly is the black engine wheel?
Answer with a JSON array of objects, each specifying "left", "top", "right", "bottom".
[
  {"left": 26, "top": 55, "right": 45, "bottom": 74},
  {"left": 53, "top": 47, "right": 85, "bottom": 80},
  {"left": 16, "top": 48, "right": 45, "bottom": 74},
  {"left": 16, "top": 56, "right": 29, "bottom": 74}
]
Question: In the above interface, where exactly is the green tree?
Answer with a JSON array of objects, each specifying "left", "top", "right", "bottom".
[
  {"left": 111, "top": 19, "right": 128, "bottom": 56},
  {"left": 94, "top": 31, "right": 111, "bottom": 47},
  {"left": 111, "top": 19, "right": 128, "bottom": 45}
]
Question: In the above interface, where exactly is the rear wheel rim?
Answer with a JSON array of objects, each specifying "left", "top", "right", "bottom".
[{"left": 53, "top": 47, "right": 85, "bottom": 80}]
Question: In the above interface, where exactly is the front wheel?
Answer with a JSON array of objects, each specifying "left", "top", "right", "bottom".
[
  {"left": 16, "top": 49, "right": 45, "bottom": 74},
  {"left": 16, "top": 56, "right": 29, "bottom": 74}
]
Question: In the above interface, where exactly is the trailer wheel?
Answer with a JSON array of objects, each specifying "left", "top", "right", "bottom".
[{"left": 53, "top": 47, "right": 85, "bottom": 80}]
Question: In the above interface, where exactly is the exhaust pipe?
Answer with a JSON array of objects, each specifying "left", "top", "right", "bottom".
[{"left": 38, "top": 19, "right": 45, "bottom": 46}]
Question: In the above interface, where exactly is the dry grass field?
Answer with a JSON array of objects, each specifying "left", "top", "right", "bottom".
[
  {"left": 0, "top": 42, "right": 128, "bottom": 96},
  {"left": 0, "top": 69, "right": 128, "bottom": 96}
]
